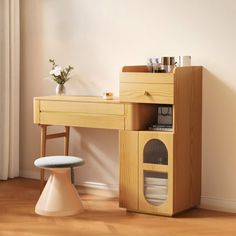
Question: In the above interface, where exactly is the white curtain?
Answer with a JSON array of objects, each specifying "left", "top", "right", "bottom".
[{"left": 0, "top": 0, "right": 20, "bottom": 180}]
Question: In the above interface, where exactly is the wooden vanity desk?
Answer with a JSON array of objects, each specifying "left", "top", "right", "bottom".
[
  {"left": 33, "top": 95, "right": 157, "bottom": 193},
  {"left": 34, "top": 66, "right": 202, "bottom": 216}
]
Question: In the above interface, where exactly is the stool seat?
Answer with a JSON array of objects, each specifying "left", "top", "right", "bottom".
[
  {"left": 34, "top": 155, "right": 84, "bottom": 217},
  {"left": 34, "top": 155, "right": 84, "bottom": 168}
]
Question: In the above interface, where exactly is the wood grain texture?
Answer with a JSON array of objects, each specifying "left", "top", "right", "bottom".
[
  {"left": 37, "top": 100, "right": 126, "bottom": 129},
  {"left": 120, "top": 71, "right": 174, "bottom": 104},
  {"left": 39, "top": 112, "right": 125, "bottom": 130},
  {"left": 40, "top": 100, "right": 125, "bottom": 115},
  {"left": 173, "top": 66, "right": 202, "bottom": 214},
  {"left": 119, "top": 131, "right": 139, "bottom": 210},
  {"left": 120, "top": 72, "right": 174, "bottom": 83},
  {"left": 1, "top": 178, "right": 236, "bottom": 236},
  {"left": 142, "top": 163, "right": 168, "bottom": 173},
  {"left": 120, "top": 82, "right": 173, "bottom": 104}
]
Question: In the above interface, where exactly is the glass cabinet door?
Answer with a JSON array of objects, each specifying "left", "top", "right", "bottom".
[
  {"left": 144, "top": 171, "right": 168, "bottom": 206},
  {"left": 143, "top": 139, "right": 168, "bottom": 165},
  {"left": 138, "top": 131, "right": 173, "bottom": 215}
]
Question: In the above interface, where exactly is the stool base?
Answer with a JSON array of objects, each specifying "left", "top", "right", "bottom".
[{"left": 35, "top": 168, "right": 83, "bottom": 216}]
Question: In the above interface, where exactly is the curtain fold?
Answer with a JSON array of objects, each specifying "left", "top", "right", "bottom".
[{"left": 0, "top": 0, "right": 20, "bottom": 180}]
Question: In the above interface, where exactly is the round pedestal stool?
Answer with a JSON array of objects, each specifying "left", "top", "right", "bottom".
[{"left": 34, "top": 156, "right": 84, "bottom": 217}]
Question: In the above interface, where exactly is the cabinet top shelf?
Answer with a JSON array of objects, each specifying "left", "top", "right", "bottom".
[
  {"left": 120, "top": 66, "right": 202, "bottom": 84},
  {"left": 122, "top": 65, "right": 202, "bottom": 73}
]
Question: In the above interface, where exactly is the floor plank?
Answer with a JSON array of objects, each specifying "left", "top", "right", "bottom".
[{"left": 0, "top": 178, "right": 236, "bottom": 236}]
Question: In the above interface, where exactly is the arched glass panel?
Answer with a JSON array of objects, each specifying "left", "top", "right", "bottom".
[{"left": 143, "top": 139, "right": 168, "bottom": 165}]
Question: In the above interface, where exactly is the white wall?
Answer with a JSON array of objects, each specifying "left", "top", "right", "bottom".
[{"left": 20, "top": 0, "right": 236, "bottom": 212}]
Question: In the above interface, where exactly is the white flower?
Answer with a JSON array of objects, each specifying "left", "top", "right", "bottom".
[{"left": 49, "top": 66, "right": 62, "bottom": 76}]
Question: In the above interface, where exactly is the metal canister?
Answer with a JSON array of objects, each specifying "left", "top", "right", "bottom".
[{"left": 160, "top": 57, "right": 175, "bottom": 72}]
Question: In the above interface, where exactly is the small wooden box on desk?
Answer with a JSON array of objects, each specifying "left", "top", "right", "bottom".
[{"left": 119, "top": 66, "right": 202, "bottom": 216}]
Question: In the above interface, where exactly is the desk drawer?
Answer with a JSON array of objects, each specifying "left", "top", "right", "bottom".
[
  {"left": 37, "top": 100, "right": 126, "bottom": 130},
  {"left": 120, "top": 72, "right": 174, "bottom": 104},
  {"left": 40, "top": 112, "right": 125, "bottom": 129},
  {"left": 40, "top": 101, "right": 125, "bottom": 115},
  {"left": 120, "top": 82, "right": 173, "bottom": 104}
]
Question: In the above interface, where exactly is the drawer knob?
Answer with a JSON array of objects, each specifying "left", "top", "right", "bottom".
[{"left": 144, "top": 91, "right": 150, "bottom": 96}]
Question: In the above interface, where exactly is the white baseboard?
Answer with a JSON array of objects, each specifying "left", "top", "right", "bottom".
[
  {"left": 200, "top": 196, "right": 236, "bottom": 213},
  {"left": 20, "top": 170, "right": 236, "bottom": 213},
  {"left": 20, "top": 170, "right": 118, "bottom": 197},
  {"left": 76, "top": 180, "right": 118, "bottom": 192},
  {"left": 20, "top": 170, "right": 39, "bottom": 180}
]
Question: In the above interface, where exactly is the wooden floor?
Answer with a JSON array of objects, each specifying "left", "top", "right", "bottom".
[{"left": 0, "top": 178, "right": 236, "bottom": 236}]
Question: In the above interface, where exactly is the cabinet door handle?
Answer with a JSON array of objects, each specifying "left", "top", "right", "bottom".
[{"left": 144, "top": 91, "right": 150, "bottom": 96}]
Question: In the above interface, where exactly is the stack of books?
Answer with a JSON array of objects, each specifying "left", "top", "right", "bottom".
[
  {"left": 144, "top": 176, "right": 168, "bottom": 206},
  {"left": 148, "top": 124, "right": 173, "bottom": 132}
]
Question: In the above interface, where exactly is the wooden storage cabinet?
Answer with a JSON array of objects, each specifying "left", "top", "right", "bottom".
[
  {"left": 119, "top": 130, "right": 173, "bottom": 216},
  {"left": 119, "top": 66, "right": 202, "bottom": 216}
]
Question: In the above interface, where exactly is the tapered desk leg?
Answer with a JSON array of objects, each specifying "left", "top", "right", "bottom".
[
  {"left": 40, "top": 125, "right": 47, "bottom": 191},
  {"left": 64, "top": 126, "right": 70, "bottom": 155}
]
